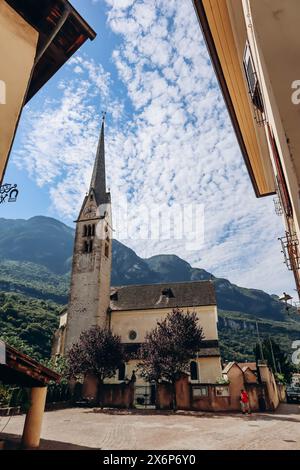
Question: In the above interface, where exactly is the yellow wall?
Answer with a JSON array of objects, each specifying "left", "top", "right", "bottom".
[
  {"left": 106, "top": 356, "right": 222, "bottom": 385},
  {"left": 108, "top": 305, "right": 222, "bottom": 385},
  {"left": 110, "top": 305, "right": 218, "bottom": 343},
  {"left": 0, "top": 0, "right": 38, "bottom": 182}
]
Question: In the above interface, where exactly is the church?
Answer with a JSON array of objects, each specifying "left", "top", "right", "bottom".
[{"left": 52, "top": 117, "right": 222, "bottom": 390}]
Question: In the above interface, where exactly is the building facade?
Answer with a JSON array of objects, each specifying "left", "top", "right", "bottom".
[
  {"left": 107, "top": 282, "right": 222, "bottom": 386},
  {"left": 193, "top": 0, "right": 300, "bottom": 301},
  {"left": 53, "top": 118, "right": 222, "bottom": 389},
  {"left": 0, "top": 0, "right": 96, "bottom": 183}
]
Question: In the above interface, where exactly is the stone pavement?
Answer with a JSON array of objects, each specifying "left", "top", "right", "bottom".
[{"left": 1, "top": 403, "right": 300, "bottom": 450}]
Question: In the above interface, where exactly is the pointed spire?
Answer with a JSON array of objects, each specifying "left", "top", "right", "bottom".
[{"left": 89, "top": 112, "right": 108, "bottom": 204}]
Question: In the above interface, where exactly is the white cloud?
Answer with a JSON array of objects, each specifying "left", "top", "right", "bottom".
[{"left": 12, "top": 0, "right": 295, "bottom": 296}]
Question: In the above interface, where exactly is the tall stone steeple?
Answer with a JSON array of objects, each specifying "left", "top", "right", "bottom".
[
  {"left": 62, "top": 114, "right": 113, "bottom": 354},
  {"left": 89, "top": 114, "right": 109, "bottom": 205}
]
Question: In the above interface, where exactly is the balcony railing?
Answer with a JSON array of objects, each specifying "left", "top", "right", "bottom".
[{"left": 279, "top": 231, "right": 300, "bottom": 271}]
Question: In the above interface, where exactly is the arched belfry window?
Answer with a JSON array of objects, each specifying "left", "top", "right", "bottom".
[
  {"left": 190, "top": 361, "right": 198, "bottom": 381},
  {"left": 118, "top": 363, "right": 126, "bottom": 381}
]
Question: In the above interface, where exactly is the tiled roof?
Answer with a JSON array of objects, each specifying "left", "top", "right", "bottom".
[{"left": 110, "top": 281, "right": 216, "bottom": 311}]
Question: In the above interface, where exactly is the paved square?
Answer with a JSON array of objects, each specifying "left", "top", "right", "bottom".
[{"left": 1, "top": 404, "right": 300, "bottom": 450}]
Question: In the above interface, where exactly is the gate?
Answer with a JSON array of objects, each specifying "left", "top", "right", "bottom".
[{"left": 134, "top": 384, "right": 156, "bottom": 408}]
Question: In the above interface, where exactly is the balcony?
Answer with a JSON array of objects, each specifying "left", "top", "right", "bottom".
[{"left": 279, "top": 231, "right": 300, "bottom": 271}]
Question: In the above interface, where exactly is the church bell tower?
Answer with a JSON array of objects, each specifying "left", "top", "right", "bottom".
[{"left": 63, "top": 114, "right": 112, "bottom": 353}]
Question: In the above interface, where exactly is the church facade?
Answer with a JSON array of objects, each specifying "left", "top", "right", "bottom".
[{"left": 52, "top": 118, "right": 222, "bottom": 387}]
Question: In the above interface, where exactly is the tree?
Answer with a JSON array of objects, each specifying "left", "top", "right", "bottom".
[
  {"left": 138, "top": 308, "right": 204, "bottom": 410},
  {"left": 66, "top": 326, "right": 124, "bottom": 406},
  {"left": 41, "top": 356, "right": 68, "bottom": 383},
  {"left": 254, "top": 337, "right": 295, "bottom": 384}
]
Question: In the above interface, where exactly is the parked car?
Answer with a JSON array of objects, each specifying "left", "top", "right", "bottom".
[{"left": 286, "top": 386, "right": 300, "bottom": 403}]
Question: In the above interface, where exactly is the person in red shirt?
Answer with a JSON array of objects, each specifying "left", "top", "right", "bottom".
[{"left": 240, "top": 389, "right": 251, "bottom": 414}]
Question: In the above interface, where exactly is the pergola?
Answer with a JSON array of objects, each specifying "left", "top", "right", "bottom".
[{"left": 0, "top": 340, "right": 60, "bottom": 449}]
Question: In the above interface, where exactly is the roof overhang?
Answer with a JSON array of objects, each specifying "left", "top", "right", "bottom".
[
  {"left": 0, "top": 341, "right": 60, "bottom": 387},
  {"left": 5, "top": 0, "right": 96, "bottom": 102},
  {"left": 192, "top": 0, "right": 275, "bottom": 197}
]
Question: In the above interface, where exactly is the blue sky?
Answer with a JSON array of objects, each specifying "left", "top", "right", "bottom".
[{"left": 1, "top": 0, "right": 295, "bottom": 296}]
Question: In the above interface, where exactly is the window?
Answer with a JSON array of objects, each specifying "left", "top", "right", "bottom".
[
  {"left": 243, "top": 42, "right": 264, "bottom": 114},
  {"left": 83, "top": 225, "right": 87, "bottom": 237},
  {"left": 105, "top": 243, "right": 109, "bottom": 258},
  {"left": 192, "top": 386, "right": 208, "bottom": 398},
  {"left": 215, "top": 386, "right": 230, "bottom": 397},
  {"left": 83, "top": 240, "right": 93, "bottom": 253},
  {"left": 162, "top": 288, "right": 174, "bottom": 298},
  {"left": 128, "top": 330, "right": 137, "bottom": 341},
  {"left": 87, "top": 225, "right": 92, "bottom": 237},
  {"left": 91, "top": 224, "right": 95, "bottom": 236},
  {"left": 118, "top": 363, "right": 126, "bottom": 381},
  {"left": 110, "top": 291, "right": 118, "bottom": 301},
  {"left": 190, "top": 361, "right": 198, "bottom": 381}
]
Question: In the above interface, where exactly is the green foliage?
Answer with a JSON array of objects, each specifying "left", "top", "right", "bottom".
[
  {"left": 254, "top": 337, "right": 295, "bottom": 383},
  {"left": 0, "top": 260, "right": 69, "bottom": 303},
  {"left": 0, "top": 384, "right": 11, "bottom": 406},
  {"left": 0, "top": 215, "right": 299, "bottom": 368},
  {"left": 218, "top": 310, "right": 300, "bottom": 363},
  {"left": 41, "top": 356, "right": 68, "bottom": 383},
  {"left": 0, "top": 291, "right": 61, "bottom": 360},
  {"left": 275, "top": 373, "right": 286, "bottom": 384}
]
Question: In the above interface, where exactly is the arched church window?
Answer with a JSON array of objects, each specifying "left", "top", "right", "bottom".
[
  {"left": 118, "top": 363, "right": 126, "bottom": 381},
  {"left": 87, "top": 225, "right": 92, "bottom": 237},
  {"left": 190, "top": 361, "right": 198, "bottom": 381},
  {"left": 83, "top": 225, "right": 87, "bottom": 237},
  {"left": 83, "top": 241, "right": 89, "bottom": 253}
]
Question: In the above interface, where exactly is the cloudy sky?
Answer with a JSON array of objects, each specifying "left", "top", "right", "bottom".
[{"left": 2, "top": 0, "right": 295, "bottom": 295}]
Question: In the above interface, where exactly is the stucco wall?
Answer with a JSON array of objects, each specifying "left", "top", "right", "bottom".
[
  {"left": 110, "top": 305, "right": 218, "bottom": 343},
  {"left": 106, "top": 356, "right": 222, "bottom": 387},
  {"left": 0, "top": 0, "right": 38, "bottom": 181}
]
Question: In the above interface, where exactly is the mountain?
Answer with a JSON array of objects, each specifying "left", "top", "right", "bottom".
[
  {"left": 0, "top": 216, "right": 74, "bottom": 274},
  {"left": 0, "top": 216, "right": 299, "bottom": 361}
]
